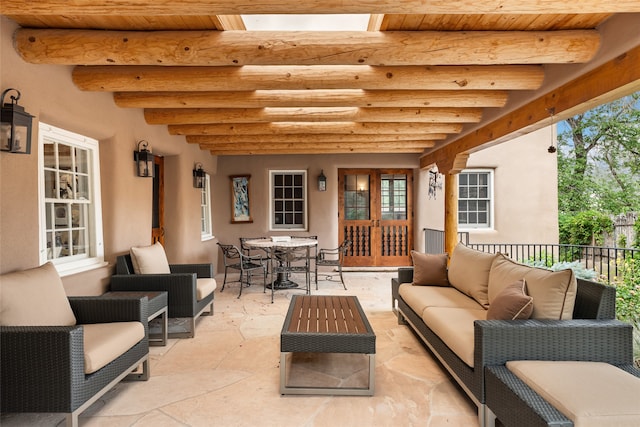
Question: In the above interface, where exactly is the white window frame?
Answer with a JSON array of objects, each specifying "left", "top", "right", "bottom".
[
  {"left": 269, "top": 169, "right": 308, "bottom": 231},
  {"left": 200, "top": 173, "right": 214, "bottom": 241},
  {"left": 38, "top": 123, "right": 105, "bottom": 276},
  {"left": 458, "top": 169, "right": 494, "bottom": 230}
]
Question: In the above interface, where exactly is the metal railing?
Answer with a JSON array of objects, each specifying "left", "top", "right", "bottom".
[{"left": 423, "top": 228, "right": 639, "bottom": 285}]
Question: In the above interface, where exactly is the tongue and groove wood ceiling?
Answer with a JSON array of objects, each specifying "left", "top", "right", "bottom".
[{"left": 2, "top": 1, "right": 640, "bottom": 169}]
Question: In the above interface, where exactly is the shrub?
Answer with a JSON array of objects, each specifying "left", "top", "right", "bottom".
[
  {"left": 609, "top": 255, "right": 640, "bottom": 366},
  {"left": 559, "top": 210, "right": 614, "bottom": 246}
]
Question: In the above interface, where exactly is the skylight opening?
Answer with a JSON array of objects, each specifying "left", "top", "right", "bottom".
[{"left": 242, "top": 14, "right": 370, "bottom": 31}]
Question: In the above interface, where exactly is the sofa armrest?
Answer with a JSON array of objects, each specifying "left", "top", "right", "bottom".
[
  {"left": 170, "top": 263, "right": 213, "bottom": 278},
  {"left": 68, "top": 296, "right": 148, "bottom": 325},
  {"left": 392, "top": 267, "right": 414, "bottom": 311},
  {"left": 397, "top": 267, "right": 414, "bottom": 284},
  {"left": 475, "top": 319, "right": 634, "bottom": 367}
]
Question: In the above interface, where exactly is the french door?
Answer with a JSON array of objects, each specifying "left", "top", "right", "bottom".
[
  {"left": 152, "top": 156, "right": 165, "bottom": 245},
  {"left": 338, "top": 168, "right": 413, "bottom": 267}
]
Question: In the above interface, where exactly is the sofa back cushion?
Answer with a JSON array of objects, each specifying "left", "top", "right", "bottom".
[
  {"left": 130, "top": 242, "right": 171, "bottom": 274},
  {"left": 447, "top": 243, "right": 496, "bottom": 308},
  {"left": 0, "top": 262, "right": 77, "bottom": 326},
  {"left": 488, "top": 253, "right": 577, "bottom": 320},
  {"left": 411, "top": 251, "right": 449, "bottom": 286}
]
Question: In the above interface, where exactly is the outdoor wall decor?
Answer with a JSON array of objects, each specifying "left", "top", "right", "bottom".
[{"left": 230, "top": 175, "right": 252, "bottom": 223}]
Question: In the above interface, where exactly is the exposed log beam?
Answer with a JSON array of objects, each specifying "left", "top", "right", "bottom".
[
  {"left": 115, "top": 90, "right": 509, "bottom": 109},
  {"left": 168, "top": 122, "right": 464, "bottom": 136},
  {"left": 197, "top": 141, "right": 434, "bottom": 150},
  {"left": 209, "top": 146, "right": 427, "bottom": 156},
  {"left": 72, "top": 65, "right": 545, "bottom": 91},
  {"left": 186, "top": 134, "right": 442, "bottom": 144},
  {"left": 421, "top": 44, "right": 640, "bottom": 173},
  {"left": 144, "top": 107, "right": 483, "bottom": 124},
  {"left": 3, "top": 0, "right": 639, "bottom": 15},
  {"left": 15, "top": 29, "right": 599, "bottom": 66}
]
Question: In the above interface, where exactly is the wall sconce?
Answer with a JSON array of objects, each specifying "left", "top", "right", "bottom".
[
  {"left": 133, "top": 140, "right": 154, "bottom": 177},
  {"left": 193, "top": 163, "right": 206, "bottom": 188},
  {"left": 318, "top": 169, "right": 327, "bottom": 191},
  {"left": 1, "top": 88, "right": 34, "bottom": 154}
]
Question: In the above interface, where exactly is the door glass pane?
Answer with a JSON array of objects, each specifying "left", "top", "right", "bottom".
[
  {"left": 344, "top": 174, "right": 370, "bottom": 220},
  {"left": 380, "top": 174, "right": 407, "bottom": 220}
]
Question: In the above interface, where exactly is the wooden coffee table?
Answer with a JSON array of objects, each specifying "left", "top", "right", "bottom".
[{"left": 280, "top": 295, "right": 376, "bottom": 396}]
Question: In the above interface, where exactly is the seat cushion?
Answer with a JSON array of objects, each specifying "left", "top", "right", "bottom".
[
  {"left": 196, "top": 278, "right": 217, "bottom": 301},
  {"left": 488, "top": 253, "right": 577, "bottom": 320},
  {"left": 0, "top": 262, "right": 76, "bottom": 326},
  {"left": 447, "top": 243, "right": 496, "bottom": 308},
  {"left": 399, "top": 283, "right": 484, "bottom": 315},
  {"left": 83, "top": 321, "right": 145, "bottom": 374},
  {"left": 486, "top": 279, "right": 533, "bottom": 320},
  {"left": 507, "top": 361, "right": 640, "bottom": 427},
  {"left": 130, "top": 242, "right": 171, "bottom": 274},
  {"left": 411, "top": 251, "right": 449, "bottom": 286},
  {"left": 422, "top": 306, "right": 487, "bottom": 367}
]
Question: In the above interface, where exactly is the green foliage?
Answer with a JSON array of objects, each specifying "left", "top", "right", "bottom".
[
  {"left": 609, "top": 255, "right": 640, "bottom": 363},
  {"left": 618, "top": 234, "right": 627, "bottom": 248},
  {"left": 634, "top": 221, "right": 640, "bottom": 249},
  {"left": 558, "top": 210, "right": 613, "bottom": 245},
  {"left": 522, "top": 259, "right": 598, "bottom": 281}
]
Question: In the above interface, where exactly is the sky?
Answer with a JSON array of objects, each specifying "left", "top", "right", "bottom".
[{"left": 241, "top": 14, "right": 370, "bottom": 31}]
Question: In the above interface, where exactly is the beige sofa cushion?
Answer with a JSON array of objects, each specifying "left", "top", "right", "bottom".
[
  {"left": 411, "top": 251, "right": 449, "bottom": 286},
  {"left": 486, "top": 279, "right": 533, "bottom": 320},
  {"left": 447, "top": 243, "right": 496, "bottom": 308},
  {"left": 507, "top": 361, "right": 640, "bottom": 427},
  {"left": 0, "top": 262, "right": 76, "bottom": 326},
  {"left": 83, "top": 321, "right": 145, "bottom": 374},
  {"left": 130, "top": 242, "right": 171, "bottom": 274},
  {"left": 422, "top": 306, "right": 487, "bottom": 367},
  {"left": 488, "top": 253, "right": 577, "bottom": 320},
  {"left": 196, "top": 278, "right": 217, "bottom": 301},
  {"left": 399, "top": 283, "right": 485, "bottom": 315}
]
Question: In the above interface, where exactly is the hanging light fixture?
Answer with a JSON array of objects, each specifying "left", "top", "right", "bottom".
[
  {"left": 193, "top": 163, "right": 206, "bottom": 188},
  {"left": 547, "top": 107, "right": 557, "bottom": 154},
  {"left": 1, "top": 88, "right": 34, "bottom": 154},
  {"left": 133, "top": 140, "right": 155, "bottom": 177}
]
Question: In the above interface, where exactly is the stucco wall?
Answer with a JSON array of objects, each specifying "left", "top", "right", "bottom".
[{"left": 0, "top": 17, "right": 218, "bottom": 294}]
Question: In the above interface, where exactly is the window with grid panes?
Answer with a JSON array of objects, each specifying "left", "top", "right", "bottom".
[
  {"left": 200, "top": 173, "right": 213, "bottom": 240},
  {"left": 381, "top": 174, "right": 408, "bottom": 220},
  {"left": 270, "top": 170, "right": 307, "bottom": 230},
  {"left": 458, "top": 170, "right": 492, "bottom": 228},
  {"left": 38, "top": 123, "right": 104, "bottom": 275}
]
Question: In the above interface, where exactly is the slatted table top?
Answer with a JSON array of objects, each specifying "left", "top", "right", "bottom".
[{"left": 281, "top": 295, "right": 375, "bottom": 354}]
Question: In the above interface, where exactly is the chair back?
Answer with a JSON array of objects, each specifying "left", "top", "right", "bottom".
[
  {"left": 217, "top": 243, "right": 241, "bottom": 265},
  {"left": 116, "top": 254, "right": 135, "bottom": 274}
]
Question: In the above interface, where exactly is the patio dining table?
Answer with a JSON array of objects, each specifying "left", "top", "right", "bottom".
[{"left": 244, "top": 237, "right": 317, "bottom": 290}]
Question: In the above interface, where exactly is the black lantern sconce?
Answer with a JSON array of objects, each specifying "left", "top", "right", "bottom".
[
  {"left": 318, "top": 169, "right": 327, "bottom": 191},
  {"left": 133, "top": 140, "right": 155, "bottom": 177},
  {"left": 1, "top": 88, "right": 34, "bottom": 154},
  {"left": 193, "top": 163, "right": 206, "bottom": 188}
]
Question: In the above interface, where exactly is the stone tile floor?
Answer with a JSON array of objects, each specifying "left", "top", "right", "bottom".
[{"left": 1, "top": 272, "right": 479, "bottom": 427}]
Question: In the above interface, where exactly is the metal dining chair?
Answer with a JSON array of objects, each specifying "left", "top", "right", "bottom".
[
  {"left": 315, "top": 239, "right": 351, "bottom": 290},
  {"left": 217, "top": 243, "right": 267, "bottom": 298}
]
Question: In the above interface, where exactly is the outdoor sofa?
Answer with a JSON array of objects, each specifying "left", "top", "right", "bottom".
[{"left": 391, "top": 243, "right": 630, "bottom": 427}]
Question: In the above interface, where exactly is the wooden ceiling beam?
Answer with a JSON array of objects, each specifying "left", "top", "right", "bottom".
[
  {"left": 144, "top": 107, "right": 483, "bottom": 124},
  {"left": 72, "top": 65, "right": 545, "bottom": 91},
  {"left": 198, "top": 141, "right": 434, "bottom": 150},
  {"left": 421, "top": 44, "right": 640, "bottom": 173},
  {"left": 3, "top": 0, "right": 639, "bottom": 15},
  {"left": 16, "top": 29, "right": 599, "bottom": 66},
  {"left": 208, "top": 147, "right": 427, "bottom": 156},
  {"left": 115, "top": 90, "right": 509, "bottom": 108},
  {"left": 186, "top": 134, "right": 443, "bottom": 144},
  {"left": 168, "top": 122, "right": 464, "bottom": 135}
]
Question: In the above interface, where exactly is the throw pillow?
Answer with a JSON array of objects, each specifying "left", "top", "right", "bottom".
[
  {"left": 0, "top": 262, "right": 77, "bottom": 326},
  {"left": 130, "top": 242, "right": 171, "bottom": 274},
  {"left": 411, "top": 251, "right": 449, "bottom": 286},
  {"left": 486, "top": 279, "right": 533, "bottom": 320},
  {"left": 488, "top": 253, "right": 577, "bottom": 320},
  {"left": 447, "top": 243, "right": 497, "bottom": 308}
]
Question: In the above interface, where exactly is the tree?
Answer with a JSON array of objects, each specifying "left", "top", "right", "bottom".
[{"left": 557, "top": 92, "right": 640, "bottom": 216}]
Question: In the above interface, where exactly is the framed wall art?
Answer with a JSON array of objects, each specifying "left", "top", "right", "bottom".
[{"left": 230, "top": 175, "right": 253, "bottom": 223}]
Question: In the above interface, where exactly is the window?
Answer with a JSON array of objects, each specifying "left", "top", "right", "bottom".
[
  {"left": 38, "top": 123, "right": 104, "bottom": 275},
  {"left": 269, "top": 170, "right": 307, "bottom": 230},
  {"left": 380, "top": 174, "right": 408, "bottom": 220},
  {"left": 458, "top": 170, "right": 493, "bottom": 229},
  {"left": 200, "top": 173, "right": 213, "bottom": 240},
  {"left": 344, "top": 174, "right": 370, "bottom": 220}
]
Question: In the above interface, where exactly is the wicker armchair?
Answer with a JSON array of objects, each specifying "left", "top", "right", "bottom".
[
  {"left": 0, "top": 263, "right": 150, "bottom": 427},
  {"left": 111, "top": 253, "right": 215, "bottom": 338}
]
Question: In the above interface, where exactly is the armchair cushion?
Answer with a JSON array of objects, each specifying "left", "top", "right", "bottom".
[
  {"left": 83, "top": 321, "right": 145, "bottom": 374},
  {"left": 196, "top": 278, "right": 217, "bottom": 301},
  {"left": 0, "top": 262, "right": 76, "bottom": 327},
  {"left": 130, "top": 242, "right": 171, "bottom": 274}
]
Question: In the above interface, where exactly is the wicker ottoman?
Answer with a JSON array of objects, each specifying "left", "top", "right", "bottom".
[
  {"left": 486, "top": 361, "right": 640, "bottom": 427},
  {"left": 280, "top": 295, "right": 376, "bottom": 396}
]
